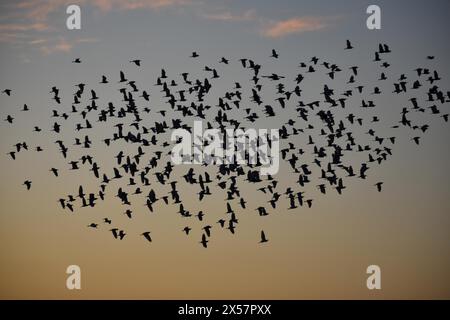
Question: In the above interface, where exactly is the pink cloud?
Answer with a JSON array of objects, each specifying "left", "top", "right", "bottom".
[
  {"left": 91, "top": 0, "right": 192, "bottom": 12},
  {"left": 16, "top": 0, "right": 68, "bottom": 22},
  {"left": 0, "top": 22, "right": 49, "bottom": 32},
  {"left": 29, "top": 38, "right": 48, "bottom": 44},
  {"left": 10, "top": 0, "right": 192, "bottom": 24},
  {"left": 0, "top": 0, "right": 194, "bottom": 51},
  {"left": 75, "top": 37, "right": 99, "bottom": 43},
  {"left": 0, "top": 32, "right": 28, "bottom": 43},
  {"left": 202, "top": 9, "right": 256, "bottom": 22},
  {"left": 262, "top": 17, "right": 329, "bottom": 38},
  {"left": 39, "top": 37, "right": 73, "bottom": 55}
]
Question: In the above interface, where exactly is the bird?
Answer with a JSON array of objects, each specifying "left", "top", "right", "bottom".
[
  {"left": 1, "top": 39, "right": 448, "bottom": 249},
  {"left": 119, "top": 71, "right": 127, "bottom": 82},
  {"left": 270, "top": 49, "right": 279, "bottom": 58},
  {"left": 203, "top": 225, "right": 212, "bottom": 237},
  {"left": 23, "top": 180, "right": 32, "bottom": 190},
  {"left": 200, "top": 234, "right": 208, "bottom": 248},
  {"left": 345, "top": 39, "right": 353, "bottom": 50},
  {"left": 124, "top": 209, "right": 133, "bottom": 219},
  {"left": 142, "top": 231, "right": 152, "bottom": 242},
  {"left": 259, "top": 230, "right": 268, "bottom": 243},
  {"left": 130, "top": 59, "right": 141, "bottom": 66},
  {"left": 375, "top": 182, "right": 383, "bottom": 192},
  {"left": 110, "top": 228, "right": 119, "bottom": 239}
]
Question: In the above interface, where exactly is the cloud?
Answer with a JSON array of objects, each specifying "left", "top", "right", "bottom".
[
  {"left": 89, "top": 0, "right": 193, "bottom": 12},
  {"left": 199, "top": 9, "right": 333, "bottom": 38},
  {"left": 110, "top": 0, "right": 192, "bottom": 11},
  {"left": 0, "top": 0, "right": 153, "bottom": 53},
  {"left": 201, "top": 9, "right": 256, "bottom": 22},
  {"left": 32, "top": 37, "right": 98, "bottom": 54},
  {"left": 29, "top": 38, "right": 48, "bottom": 45},
  {"left": 0, "top": 0, "right": 193, "bottom": 52},
  {"left": 38, "top": 37, "right": 72, "bottom": 55},
  {"left": 261, "top": 17, "right": 329, "bottom": 38},
  {"left": 0, "top": 32, "right": 28, "bottom": 44},
  {"left": 14, "top": 0, "right": 69, "bottom": 24},
  {"left": 75, "top": 37, "right": 99, "bottom": 43},
  {"left": 0, "top": 22, "right": 49, "bottom": 32},
  {"left": 12, "top": 0, "right": 191, "bottom": 22},
  {"left": 1, "top": 1, "right": 336, "bottom": 55}
]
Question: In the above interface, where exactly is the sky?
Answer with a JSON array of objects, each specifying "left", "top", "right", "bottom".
[{"left": 0, "top": 0, "right": 449, "bottom": 299}]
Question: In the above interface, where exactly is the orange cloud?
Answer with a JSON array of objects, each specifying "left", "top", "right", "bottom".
[{"left": 262, "top": 17, "right": 329, "bottom": 38}]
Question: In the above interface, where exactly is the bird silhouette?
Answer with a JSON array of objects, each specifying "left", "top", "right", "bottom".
[
  {"left": 23, "top": 180, "right": 32, "bottom": 190},
  {"left": 375, "top": 182, "right": 383, "bottom": 192},
  {"left": 260, "top": 230, "right": 268, "bottom": 243},
  {"left": 130, "top": 59, "right": 141, "bottom": 66},
  {"left": 142, "top": 231, "right": 152, "bottom": 242},
  {"left": 345, "top": 40, "right": 353, "bottom": 50},
  {"left": 270, "top": 49, "right": 279, "bottom": 58},
  {"left": 1, "top": 39, "right": 448, "bottom": 248},
  {"left": 200, "top": 234, "right": 208, "bottom": 248}
]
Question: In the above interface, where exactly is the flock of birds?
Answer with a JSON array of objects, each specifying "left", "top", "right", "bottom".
[{"left": 2, "top": 40, "right": 449, "bottom": 248}]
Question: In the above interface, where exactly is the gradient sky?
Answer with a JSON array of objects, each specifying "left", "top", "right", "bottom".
[{"left": 0, "top": 0, "right": 449, "bottom": 299}]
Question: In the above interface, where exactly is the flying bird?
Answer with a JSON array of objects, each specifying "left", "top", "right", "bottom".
[
  {"left": 142, "top": 231, "right": 152, "bottom": 242},
  {"left": 23, "top": 180, "right": 32, "bottom": 190},
  {"left": 260, "top": 230, "right": 268, "bottom": 243}
]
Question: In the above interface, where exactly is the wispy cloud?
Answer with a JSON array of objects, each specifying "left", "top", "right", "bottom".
[
  {"left": 261, "top": 17, "right": 330, "bottom": 38},
  {"left": 39, "top": 36, "right": 72, "bottom": 55},
  {"left": 1, "top": 1, "right": 337, "bottom": 55},
  {"left": 0, "top": 22, "right": 49, "bottom": 32},
  {"left": 199, "top": 9, "right": 333, "bottom": 38},
  {"left": 75, "top": 37, "right": 99, "bottom": 43},
  {"left": 17, "top": 0, "right": 66, "bottom": 24},
  {"left": 0, "top": 32, "right": 29, "bottom": 44},
  {"left": 98, "top": 0, "right": 192, "bottom": 11},
  {"left": 29, "top": 38, "right": 48, "bottom": 45},
  {"left": 13, "top": 0, "right": 192, "bottom": 22},
  {"left": 201, "top": 9, "right": 257, "bottom": 22},
  {"left": 0, "top": 0, "right": 192, "bottom": 54},
  {"left": 37, "top": 37, "right": 98, "bottom": 55}
]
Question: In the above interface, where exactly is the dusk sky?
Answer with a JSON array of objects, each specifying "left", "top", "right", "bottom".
[{"left": 0, "top": 0, "right": 449, "bottom": 299}]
